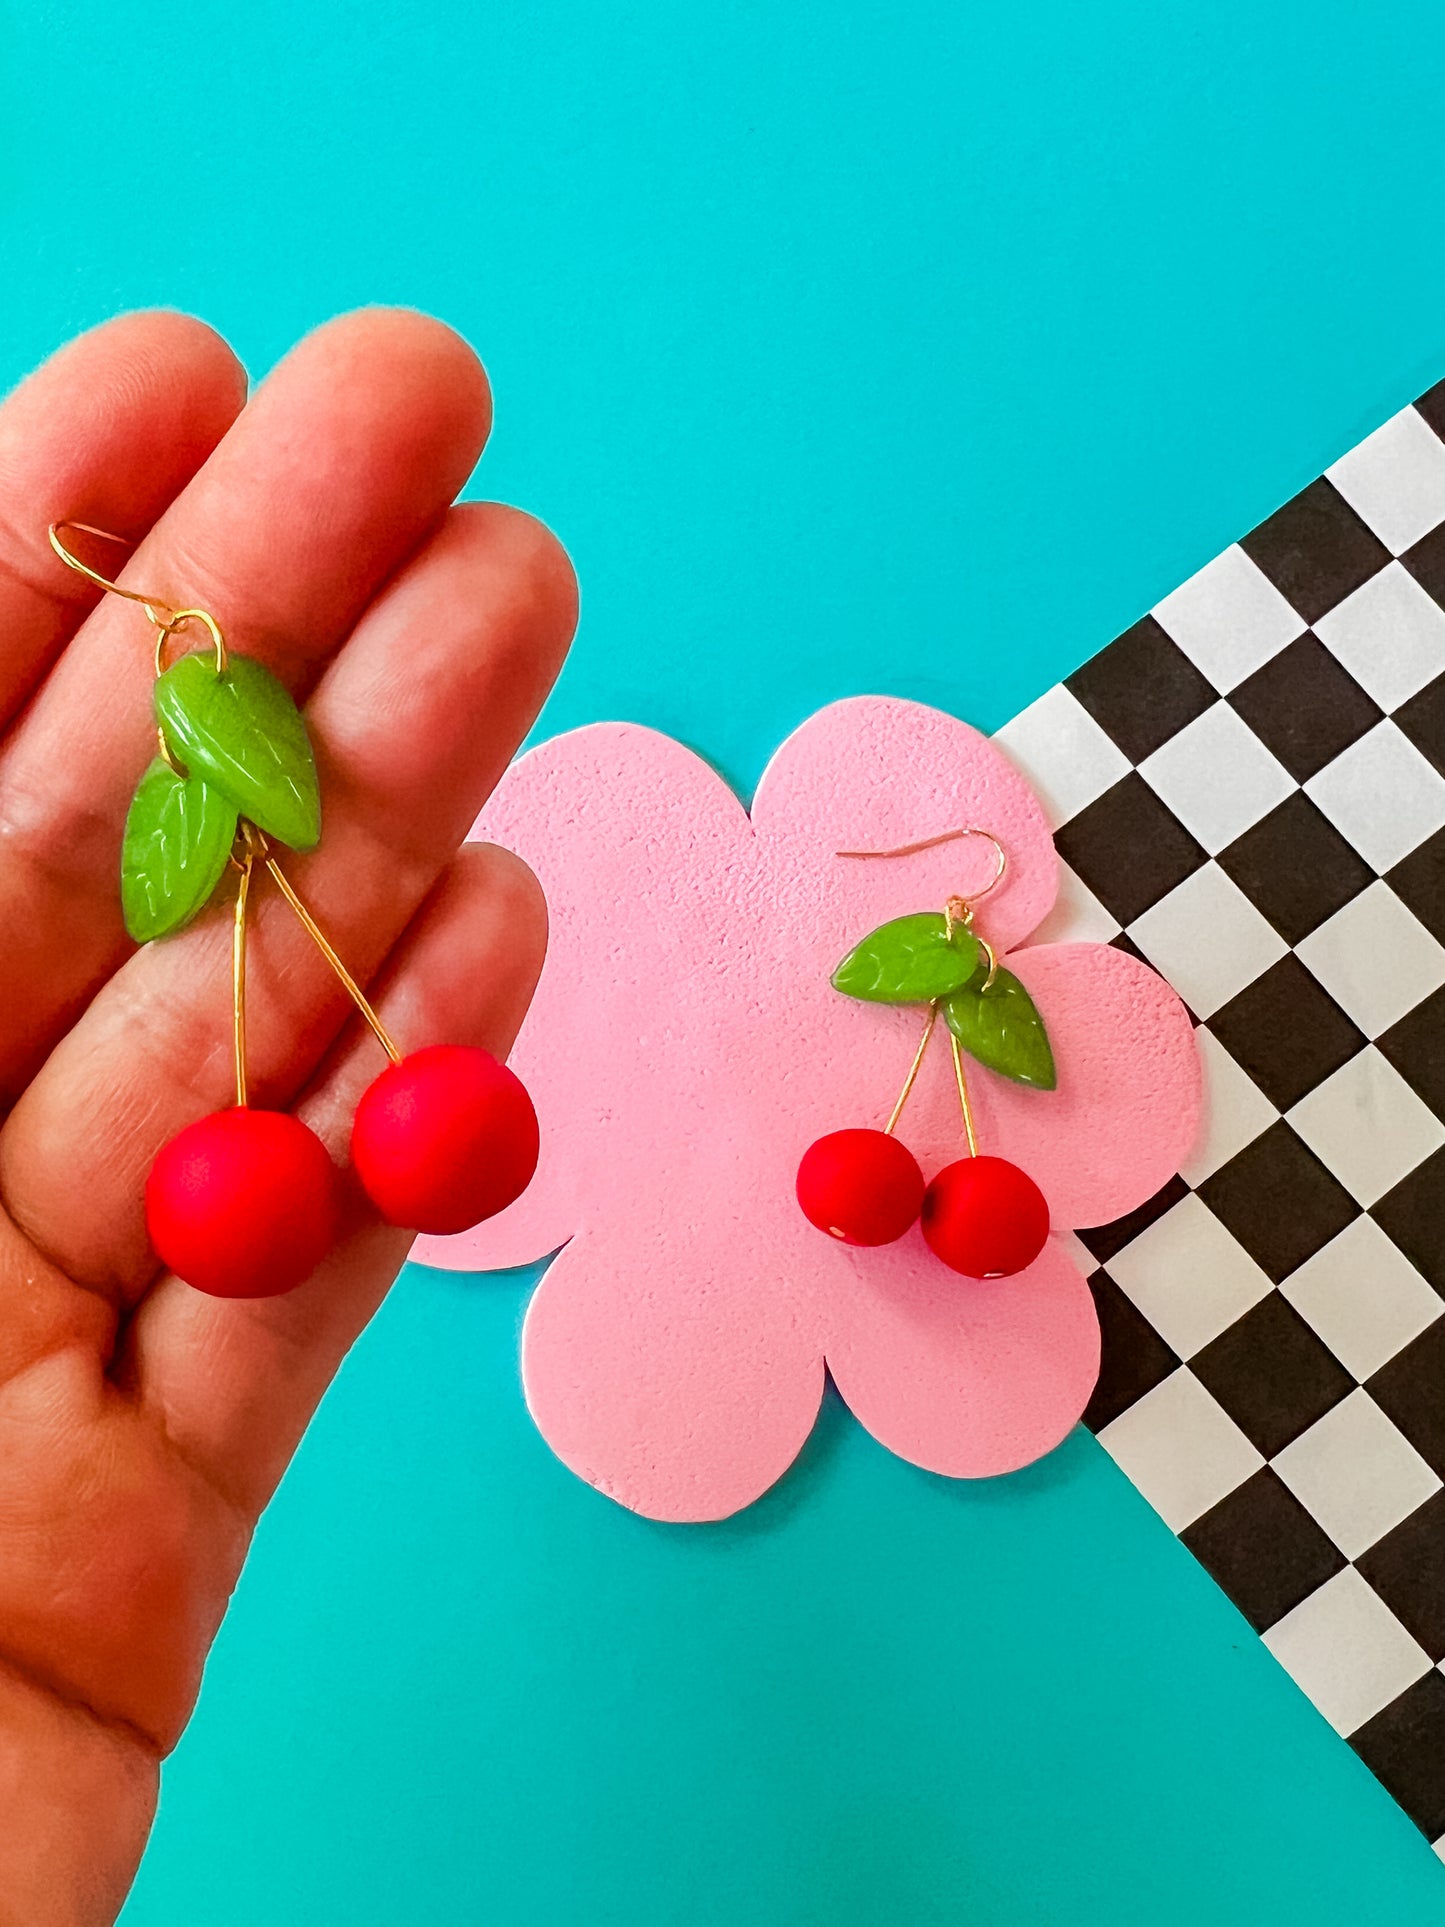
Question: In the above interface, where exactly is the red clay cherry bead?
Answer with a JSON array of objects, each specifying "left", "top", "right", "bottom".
[
  {"left": 921, "top": 1154, "right": 1050, "bottom": 1278},
  {"left": 796, "top": 1128, "right": 925, "bottom": 1246},
  {"left": 145, "top": 1107, "right": 341, "bottom": 1299},
  {"left": 350, "top": 1044, "right": 539, "bottom": 1235}
]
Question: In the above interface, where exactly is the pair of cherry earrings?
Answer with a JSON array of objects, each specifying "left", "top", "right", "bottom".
[
  {"left": 796, "top": 827, "right": 1054, "bottom": 1280},
  {"left": 51, "top": 522, "right": 538, "bottom": 1301}
]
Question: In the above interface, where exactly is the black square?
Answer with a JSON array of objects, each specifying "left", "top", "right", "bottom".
[
  {"left": 1351, "top": 1670, "right": 1445, "bottom": 1842},
  {"left": 1191, "top": 1292, "right": 1354, "bottom": 1457},
  {"left": 1402, "top": 521, "right": 1445, "bottom": 616},
  {"left": 1108, "top": 928, "right": 1150, "bottom": 967},
  {"left": 1414, "top": 381, "right": 1445, "bottom": 446},
  {"left": 1081, "top": 1270, "right": 1181, "bottom": 1432},
  {"left": 1054, "top": 775, "right": 1207, "bottom": 928},
  {"left": 1385, "top": 827, "right": 1445, "bottom": 945},
  {"left": 1368, "top": 1317, "right": 1445, "bottom": 1478},
  {"left": 1394, "top": 673, "right": 1445, "bottom": 775},
  {"left": 1066, "top": 618, "right": 1217, "bottom": 764},
  {"left": 1076, "top": 1174, "right": 1190, "bottom": 1266},
  {"left": 1377, "top": 985, "right": 1445, "bottom": 1119},
  {"left": 1357, "top": 1489, "right": 1445, "bottom": 1662},
  {"left": 1216, "top": 793, "right": 1374, "bottom": 947},
  {"left": 1198, "top": 1123, "right": 1359, "bottom": 1284},
  {"left": 1207, "top": 956, "right": 1365, "bottom": 1112},
  {"left": 1241, "top": 478, "right": 1391, "bottom": 625},
  {"left": 1229, "top": 635, "right": 1384, "bottom": 783},
  {"left": 1181, "top": 1468, "right": 1346, "bottom": 1633},
  {"left": 1372, "top": 1148, "right": 1445, "bottom": 1296}
]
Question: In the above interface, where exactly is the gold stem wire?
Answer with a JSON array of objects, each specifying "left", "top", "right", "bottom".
[
  {"left": 885, "top": 1002, "right": 939, "bottom": 1134},
  {"left": 264, "top": 853, "right": 403, "bottom": 1064},
  {"left": 950, "top": 1031, "right": 980, "bottom": 1158},
  {"left": 884, "top": 1002, "right": 983, "bottom": 1156},
  {"left": 232, "top": 847, "right": 254, "bottom": 1108}
]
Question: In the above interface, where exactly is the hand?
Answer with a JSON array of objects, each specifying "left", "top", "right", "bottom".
[{"left": 0, "top": 311, "right": 576, "bottom": 1922}]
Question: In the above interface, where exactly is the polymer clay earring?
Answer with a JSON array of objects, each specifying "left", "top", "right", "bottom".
[
  {"left": 50, "top": 522, "right": 539, "bottom": 1299},
  {"left": 795, "top": 826, "right": 1052, "bottom": 1279}
]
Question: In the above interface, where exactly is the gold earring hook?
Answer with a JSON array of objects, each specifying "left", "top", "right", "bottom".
[
  {"left": 835, "top": 823, "right": 1008, "bottom": 900},
  {"left": 49, "top": 520, "right": 175, "bottom": 621},
  {"left": 837, "top": 822, "right": 1005, "bottom": 993},
  {"left": 48, "top": 520, "right": 228, "bottom": 676}
]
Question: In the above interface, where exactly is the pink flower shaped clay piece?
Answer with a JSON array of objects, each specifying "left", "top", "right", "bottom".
[{"left": 416, "top": 698, "right": 1202, "bottom": 1521}]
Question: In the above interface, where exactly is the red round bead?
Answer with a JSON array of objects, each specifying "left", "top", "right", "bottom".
[
  {"left": 145, "top": 1107, "right": 341, "bottom": 1299},
  {"left": 350, "top": 1044, "right": 539, "bottom": 1235},
  {"left": 796, "top": 1128, "right": 925, "bottom": 1246},
  {"left": 920, "top": 1154, "right": 1050, "bottom": 1278}
]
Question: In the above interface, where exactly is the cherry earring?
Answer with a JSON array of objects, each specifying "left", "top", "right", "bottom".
[
  {"left": 796, "top": 826, "right": 1052, "bottom": 1280},
  {"left": 50, "top": 522, "right": 539, "bottom": 1298}
]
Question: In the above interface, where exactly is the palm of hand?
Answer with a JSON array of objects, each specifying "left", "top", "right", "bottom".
[{"left": 0, "top": 311, "right": 574, "bottom": 1920}]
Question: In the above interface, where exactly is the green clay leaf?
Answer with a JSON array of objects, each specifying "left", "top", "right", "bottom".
[
  {"left": 943, "top": 966, "right": 1057, "bottom": 1089},
  {"left": 155, "top": 651, "right": 320, "bottom": 851},
  {"left": 121, "top": 759, "right": 238, "bottom": 943},
  {"left": 831, "top": 912, "right": 980, "bottom": 1004}
]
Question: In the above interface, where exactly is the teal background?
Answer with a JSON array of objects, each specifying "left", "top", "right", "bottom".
[{"left": 0, "top": 0, "right": 1442, "bottom": 1917}]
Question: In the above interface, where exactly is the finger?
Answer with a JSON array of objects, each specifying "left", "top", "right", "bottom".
[
  {"left": 124, "top": 841, "right": 546, "bottom": 1521},
  {"left": 0, "top": 310, "right": 246, "bottom": 730},
  {"left": 0, "top": 1663, "right": 157, "bottom": 1921},
  {"left": 0, "top": 307, "right": 492, "bottom": 1099},
  {"left": 0, "top": 501, "right": 575, "bottom": 1299}
]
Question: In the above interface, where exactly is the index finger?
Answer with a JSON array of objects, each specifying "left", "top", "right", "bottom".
[{"left": 0, "top": 310, "right": 247, "bottom": 730}]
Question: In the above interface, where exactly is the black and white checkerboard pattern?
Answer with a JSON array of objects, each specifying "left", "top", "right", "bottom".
[{"left": 997, "top": 386, "right": 1445, "bottom": 1857}]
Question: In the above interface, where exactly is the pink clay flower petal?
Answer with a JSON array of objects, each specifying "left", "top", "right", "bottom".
[
  {"left": 751, "top": 695, "right": 1058, "bottom": 955},
  {"left": 522, "top": 1216, "right": 827, "bottom": 1522},
  {"left": 415, "top": 721, "right": 756, "bottom": 1274},
  {"left": 824, "top": 1234, "right": 1101, "bottom": 1478},
  {"left": 965, "top": 942, "right": 1204, "bottom": 1231}
]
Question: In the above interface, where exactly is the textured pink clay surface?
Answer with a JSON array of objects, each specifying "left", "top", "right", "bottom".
[{"left": 416, "top": 697, "right": 1202, "bottom": 1521}]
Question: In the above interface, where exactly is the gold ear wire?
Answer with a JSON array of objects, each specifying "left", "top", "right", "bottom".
[
  {"left": 49, "top": 520, "right": 171, "bottom": 616},
  {"left": 835, "top": 823, "right": 1007, "bottom": 902},
  {"left": 48, "top": 520, "right": 228, "bottom": 675}
]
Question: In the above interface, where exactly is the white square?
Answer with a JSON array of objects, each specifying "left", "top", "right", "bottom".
[
  {"left": 1272, "top": 1389, "right": 1442, "bottom": 1560},
  {"left": 1027, "top": 859, "right": 1123, "bottom": 946},
  {"left": 1139, "top": 703, "right": 1295, "bottom": 855},
  {"left": 993, "top": 684, "right": 1132, "bottom": 829},
  {"left": 1127, "top": 863, "right": 1288, "bottom": 1021},
  {"left": 1263, "top": 1567, "right": 1432, "bottom": 1735},
  {"left": 1297, "top": 881, "right": 1445, "bottom": 1037},
  {"left": 1281, "top": 1216, "right": 1443, "bottom": 1381},
  {"left": 1326, "top": 407, "right": 1445, "bottom": 556},
  {"left": 1181, "top": 1028, "right": 1278, "bottom": 1186},
  {"left": 1107, "top": 1194, "right": 1274, "bottom": 1359},
  {"left": 1305, "top": 719, "right": 1445, "bottom": 874},
  {"left": 1096, "top": 1368, "right": 1264, "bottom": 1531},
  {"left": 1286, "top": 1047, "right": 1445, "bottom": 1208},
  {"left": 1152, "top": 544, "right": 1305, "bottom": 692},
  {"left": 1314, "top": 562, "right": 1445, "bottom": 712}
]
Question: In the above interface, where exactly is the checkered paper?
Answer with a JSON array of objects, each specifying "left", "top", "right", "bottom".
[{"left": 997, "top": 386, "right": 1445, "bottom": 1857}]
